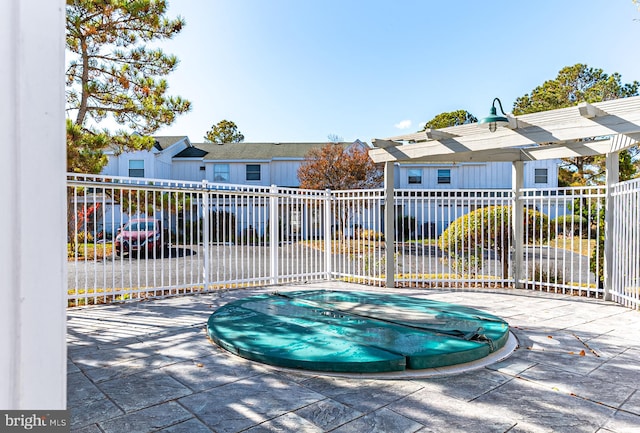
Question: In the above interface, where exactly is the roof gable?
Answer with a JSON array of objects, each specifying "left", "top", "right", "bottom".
[
  {"left": 153, "top": 136, "right": 190, "bottom": 151},
  {"left": 174, "top": 146, "right": 208, "bottom": 158}
]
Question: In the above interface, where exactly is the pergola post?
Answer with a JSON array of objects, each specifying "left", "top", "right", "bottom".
[
  {"left": 384, "top": 162, "right": 395, "bottom": 288},
  {"left": 0, "top": 0, "right": 66, "bottom": 409},
  {"left": 512, "top": 161, "right": 525, "bottom": 288},
  {"left": 604, "top": 152, "right": 619, "bottom": 301}
]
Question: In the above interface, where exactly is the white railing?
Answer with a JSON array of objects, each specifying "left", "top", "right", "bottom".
[
  {"left": 392, "top": 189, "right": 514, "bottom": 288},
  {"left": 66, "top": 174, "right": 329, "bottom": 306},
  {"left": 611, "top": 178, "right": 640, "bottom": 309},
  {"left": 519, "top": 186, "right": 605, "bottom": 297},
  {"left": 329, "top": 189, "right": 386, "bottom": 286},
  {"left": 68, "top": 174, "right": 630, "bottom": 307}
]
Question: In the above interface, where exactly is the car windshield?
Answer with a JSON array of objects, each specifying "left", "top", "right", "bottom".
[{"left": 124, "top": 221, "right": 156, "bottom": 231}]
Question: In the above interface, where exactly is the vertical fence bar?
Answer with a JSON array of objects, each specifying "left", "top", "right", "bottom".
[
  {"left": 202, "top": 184, "right": 210, "bottom": 292},
  {"left": 269, "top": 185, "right": 279, "bottom": 285}
]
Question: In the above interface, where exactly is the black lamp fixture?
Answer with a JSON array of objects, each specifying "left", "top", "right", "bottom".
[{"left": 479, "top": 97, "right": 509, "bottom": 132}]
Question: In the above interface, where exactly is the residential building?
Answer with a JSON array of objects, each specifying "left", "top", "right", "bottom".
[{"left": 102, "top": 136, "right": 559, "bottom": 190}]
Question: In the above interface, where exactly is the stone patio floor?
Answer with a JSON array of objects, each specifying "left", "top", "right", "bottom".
[{"left": 67, "top": 282, "right": 640, "bottom": 433}]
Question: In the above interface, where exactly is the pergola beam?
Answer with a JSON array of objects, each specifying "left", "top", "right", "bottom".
[
  {"left": 578, "top": 102, "right": 608, "bottom": 119},
  {"left": 375, "top": 135, "right": 639, "bottom": 164},
  {"left": 369, "top": 96, "right": 640, "bottom": 163}
]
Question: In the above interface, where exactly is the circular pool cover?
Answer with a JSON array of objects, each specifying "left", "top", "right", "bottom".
[{"left": 207, "top": 290, "right": 510, "bottom": 373}]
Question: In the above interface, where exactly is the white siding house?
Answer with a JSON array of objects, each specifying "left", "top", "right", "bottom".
[
  {"left": 395, "top": 159, "right": 558, "bottom": 190},
  {"left": 102, "top": 136, "right": 559, "bottom": 190},
  {"left": 102, "top": 136, "right": 191, "bottom": 179},
  {"left": 98, "top": 136, "right": 560, "bottom": 240}
]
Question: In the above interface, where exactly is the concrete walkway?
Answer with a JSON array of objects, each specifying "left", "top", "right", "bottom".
[{"left": 67, "top": 282, "right": 640, "bottom": 433}]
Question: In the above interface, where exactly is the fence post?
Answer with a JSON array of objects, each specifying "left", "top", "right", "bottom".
[
  {"left": 512, "top": 161, "right": 524, "bottom": 288},
  {"left": 324, "top": 189, "right": 332, "bottom": 280},
  {"left": 270, "top": 185, "right": 279, "bottom": 284},
  {"left": 384, "top": 162, "right": 395, "bottom": 288},
  {"left": 201, "top": 181, "right": 210, "bottom": 292},
  {"left": 604, "top": 152, "right": 619, "bottom": 301}
]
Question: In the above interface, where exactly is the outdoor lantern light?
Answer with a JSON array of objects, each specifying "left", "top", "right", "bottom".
[{"left": 479, "top": 97, "right": 509, "bottom": 132}]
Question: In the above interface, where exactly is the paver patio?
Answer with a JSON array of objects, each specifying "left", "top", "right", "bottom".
[{"left": 67, "top": 282, "right": 640, "bottom": 433}]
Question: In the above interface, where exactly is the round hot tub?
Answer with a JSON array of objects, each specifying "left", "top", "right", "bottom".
[{"left": 207, "top": 290, "right": 511, "bottom": 374}]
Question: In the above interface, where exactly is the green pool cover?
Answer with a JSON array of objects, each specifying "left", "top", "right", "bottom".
[{"left": 207, "top": 290, "right": 510, "bottom": 373}]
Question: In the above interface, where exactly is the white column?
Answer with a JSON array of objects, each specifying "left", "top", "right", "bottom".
[
  {"left": 0, "top": 0, "right": 67, "bottom": 409},
  {"left": 384, "top": 162, "right": 395, "bottom": 288},
  {"left": 512, "top": 161, "right": 524, "bottom": 288},
  {"left": 604, "top": 152, "right": 619, "bottom": 301}
]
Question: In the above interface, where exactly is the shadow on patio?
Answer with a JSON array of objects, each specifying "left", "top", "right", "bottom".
[{"left": 67, "top": 282, "right": 640, "bottom": 433}]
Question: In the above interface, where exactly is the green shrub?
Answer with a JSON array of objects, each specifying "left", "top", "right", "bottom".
[
  {"left": 76, "top": 231, "right": 94, "bottom": 243},
  {"left": 356, "top": 228, "right": 384, "bottom": 241},
  {"left": 552, "top": 215, "right": 589, "bottom": 237},
  {"left": 590, "top": 207, "right": 605, "bottom": 287},
  {"left": 439, "top": 205, "right": 550, "bottom": 278},
  {"left": 446, "top": 248, "right": 484, "bottom": 278}
]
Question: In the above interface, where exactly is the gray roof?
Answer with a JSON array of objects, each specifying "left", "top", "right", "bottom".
[
  {"left": 188, "top": 142, "right": 358, "bottom": 161},
  {"left": 174, "top": 146, "right": 208, "bottom": 158},
  {"left": 153, "top": 136, "right": 189, "bottom": 151}
]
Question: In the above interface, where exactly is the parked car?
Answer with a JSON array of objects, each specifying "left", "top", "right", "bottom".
[{"left": 115, "top": 218, "right": 166, "bottom": 257}]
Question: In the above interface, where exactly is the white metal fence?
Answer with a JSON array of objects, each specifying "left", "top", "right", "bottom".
[
  {"left": 67, "top": 174, "right": 638, "bottom": 309},
  {"left": 519, "top": 186, "right": 605, "bottom": 297},
  {"left": 611, "top": 178, "right": 640, "bottom": 309}
]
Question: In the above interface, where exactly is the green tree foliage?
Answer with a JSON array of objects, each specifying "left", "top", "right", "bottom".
[
  {"left": 439, "top": 206, "right": 551, "bottom": 279},
  {"left": 66, "top": 0, "right": 191, "bottom": 173},
  {"left": 512, "top": 64, "right": 639, "bottom": 186},
  {"left": 513, "top": 63, "right": 639, "bottom": 284},
  {"left": 204, "top": 120, "right": 245, "bottom": 143},
  {"left": 421, "top": 110, "right": 477, "bottom": 130}
]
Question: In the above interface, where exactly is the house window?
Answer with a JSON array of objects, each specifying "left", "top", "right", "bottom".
[
  {"left": 246, "top": 164, "right": 261, "bottom": 181},
  {"left": 128, "top": 160, "right": 144, "bottom": 177},
  {"left": 408, "top": 169, "right": 422, "bottom": 184},
  {"left": 437, "top": 169, "right": 451, "bottom": 184},
  {"left": 535, "top": 168, "right": 548, "bottom": 184},
  {"left": 214, "top": 164, "right": 230, "bottom": 182}
]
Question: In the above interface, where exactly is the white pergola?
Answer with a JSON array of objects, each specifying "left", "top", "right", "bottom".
[{"left": 369, "top": 96, "right": 640, "bottom": 292}]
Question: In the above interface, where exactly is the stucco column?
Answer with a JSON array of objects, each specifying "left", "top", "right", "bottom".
[
  {"left": 604, "top": 152, "right": 619, "bottom": 301},
  {"left": 384, "top": 162, "right": 395, "bottom": 288},
  {"left": 512, "top": 161, "right": 524, "bottom": 288},
  {"left": 0, "top": 0, "right": 67, "bottom": 409}
]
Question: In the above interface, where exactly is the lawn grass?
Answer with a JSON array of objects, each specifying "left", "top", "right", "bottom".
[{"left": 68, "top": 242, "right": 113, "bottom": 260}]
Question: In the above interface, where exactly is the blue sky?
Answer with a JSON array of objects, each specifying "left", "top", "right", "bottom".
[{"left": 151, "top": 0, "right": 640, "bottom": 143}]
